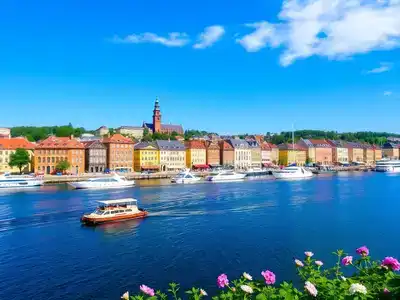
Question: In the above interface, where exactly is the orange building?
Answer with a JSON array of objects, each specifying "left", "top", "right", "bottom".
[
  {"left": 34, "top": 136, "right": 85, "bottom": 174},
  {"left": 219, "top": 140, "right": 234, "bottom": 166},
  {"left": 205, "top": 140, "right": 220, "bottom": 167},
  {"left": 0, "top": 137, "right": 36, "bottom": 173},
  {"left": 102, "top": 134, "right": 134, "bottom": 171}
]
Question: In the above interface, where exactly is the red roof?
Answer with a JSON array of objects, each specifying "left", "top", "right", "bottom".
[
  {"left": 205, "top": 140, "right": 220, "bottom": 150},
  {"left": 102, "top": 134, "right": 134, "bottom": 144},
  {"left": 220, "top": 140, "right": 234, "bottom": 150},
  {"left": 261, "top": 142, "right": 278, "bottom": 150},
  {"left": 0, "top": 137, "right": 35, "bottom": 150},
  {"left": 308, "top": 139, "right": 332, "bottom": 147},
  {"left": 185, "top": 140, "right": 206, "bottom": 149},
  {"left": 36, "top": 136, "right": 84, "bottom": 149}
]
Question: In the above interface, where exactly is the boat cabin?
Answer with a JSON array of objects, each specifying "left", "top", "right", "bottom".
[{"left": 93, "top": 199, "right": 140, "bottom": 215}]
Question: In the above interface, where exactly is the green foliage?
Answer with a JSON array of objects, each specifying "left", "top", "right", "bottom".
[
  {"left": 10, "top": 124, "right": 89, "bottom": 141},
  {"left": 55, "top": 160, "right": 71, "bottom": 172},
  {"left": 126, "top": 249, "right": 400, "bottom": 300},
  {"left": 184, "top": 130, "right": 215, "bottom": 141},
  {"left": 8, "top": 148, "right": 31, "bottom": 174}
]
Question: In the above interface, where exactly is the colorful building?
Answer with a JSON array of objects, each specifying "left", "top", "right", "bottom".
[
  {"left": 156, "top": 140, "right": 186, "bottom": 171},
  {"left": 0, "top": 137, "right": 35, "bottom": 173},
  {"left": 134, "top": 142, "right": 160, "bottom": 172},
  {"left": 346, "top": 142, "right": 364, "bottom": 163},
  {"left": 228, "top": 139, "right": 251, "bottom": 170},
  {"left": 298, "top": 139, "right": 333, "bottom": 165},
  {"left": 185, "top": 140, "right": 207, "bottom": 169},
  {"left": 34, "top": 136, "right": 85, "bottom": 174},
  {"left": 372, "top": 145, "right": 382, "bottom": 162},
  {"left": 382, "top": 142, "right": 399, "bottom": 159},
  {"left": 219, "top": 140, "right": 234, "bottom": 167},
  {"left": 247, "top": 140, "right": 262, "bottom": 168},
  {"left": 205, "top": 140, "right": 220, "bottom": 167},
  {"left": 82, "top": 140, "right": 107, "bottom": 173},
  {"left": 278, "top": 143, "right": 307, "bottom": 166},
  {"left": 261, "top": 142, "right": 272, "bottom": 166},
  {"left": 102, "top": 134, "right": 134, "bottom": 172},
  {"left": 327, "top": 140, "right": 349, "bottom": 165},
  {"left": 362, "top": 144, "right": 375, "bottom": 165}
]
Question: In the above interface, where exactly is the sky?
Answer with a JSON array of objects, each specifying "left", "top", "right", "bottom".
[{"left": 1, "top": 0, "right": 400, "bottom": 134}]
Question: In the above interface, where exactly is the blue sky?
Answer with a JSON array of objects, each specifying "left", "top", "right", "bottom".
[{"left": 1, "top": 0, "right": 400, "bottom": 134}]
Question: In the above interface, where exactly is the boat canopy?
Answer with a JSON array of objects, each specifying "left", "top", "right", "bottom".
[{"left": 97, "top": 198, "right": 138, "bottom": 206}]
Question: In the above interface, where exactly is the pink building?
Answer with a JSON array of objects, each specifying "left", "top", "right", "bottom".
[{"left": 298, "top": 138, "right": 333, "bottom": 165}]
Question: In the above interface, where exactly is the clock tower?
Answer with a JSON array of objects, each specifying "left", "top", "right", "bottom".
[{"left": 152, "top": 97, "right": 162, "bottom": 133}]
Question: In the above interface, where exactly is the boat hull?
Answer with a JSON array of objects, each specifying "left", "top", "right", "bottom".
[
  {"left": 81, "top": 210, "right": 148, "bottom": 225},
  {"left": 0, "top": 180, "right": 44, "bottom": 189},
  {"left": 69, "top": 181, "right": 135, "bottom": 190},
  {"left": 206, "top": 175, "right": 246, "bottom": 182},
  {"left": 171, "top": 178, "right": 201, "bottom": 184},
  {"left": 272, "top": 172, "right": 313, "bottom": 180}
]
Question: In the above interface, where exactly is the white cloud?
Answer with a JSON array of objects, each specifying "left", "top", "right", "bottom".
[
  {"left": 112, "top": 32, "right": 190, "bottom": 47},
  {"left": 384, "top": 91, "right": 393, "bottom": 96},
  {"left": 366, "top": 62, "right": 393, "bottom": 74},
  {"left": 193, "top": 25, "right": 225, "bottom": 49},
  {"left": 237, "top": 0, "right": 400, "bottom": 66}
]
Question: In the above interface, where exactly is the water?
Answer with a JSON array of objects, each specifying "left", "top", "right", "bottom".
[{"left": 0, "top": 173, "right": 399, "bottom": 300}]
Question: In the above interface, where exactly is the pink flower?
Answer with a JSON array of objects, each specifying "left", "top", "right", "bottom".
[
  {"left": 384, "top": 288, "right": 390, "bottom": 294},
  {"left": 304, "top": 281, "right": 318, "bottom": 297},
  {"left": 381, "top": 257, "right": 400, "bottom": 271},
  {"left": 342, "top": 256, "right": 353, "bottom": 266},
  {"left": 261, "top": 270, "right": 276, "bottom": 285},
  {"left": 295, "top": 259, "right": 304, "bottom": 267},
  {"left": 217, "top": 274, "right": 229, "bottom": 288},
  {"left": 315, "top": 260, "right": 323, "bottom": 267},
  {"left": 356, "top": 246, "right": 369, "bottom": 257},
  {"left": 304, "top": 251, "right": 314, "bottom": 257},
  {"left": 140, "top": 285, "right": 155, "bottom": 297}
]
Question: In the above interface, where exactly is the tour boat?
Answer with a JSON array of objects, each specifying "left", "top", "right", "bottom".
[
  {"left": 244, "top": 167, "right": 270, "bottom": 177},
  {"left": 68, "top": 173, "right": 135, "bottom": 189},
  {"left": 272, "top": 167, "right": 313, "bottom": 179},
  {"left": 171, "top": 169, "right": 201, "bottom": 184},
  {"left": 205, "top": 170, "right": 246, "bottom": 182},
  {"left": 375, "top": 159, "right": 400, "bottom": 173},
  {"left": 81, "top": 198, "right": 148, "bottom": 225},
  {"left": 0, "top": 174, "right": 44, "bottom": 189}
]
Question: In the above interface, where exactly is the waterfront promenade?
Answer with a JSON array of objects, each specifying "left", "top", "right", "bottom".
[{"left": 0, "top": 172, "right": 398, "bottom": 300}]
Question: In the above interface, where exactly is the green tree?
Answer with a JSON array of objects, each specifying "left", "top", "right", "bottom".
[
  {"left": 56, "top": 160, "right": 71, "bottom": 172},
  {"left": 8, "top": 148, "right": 31, "bottom": 174}
]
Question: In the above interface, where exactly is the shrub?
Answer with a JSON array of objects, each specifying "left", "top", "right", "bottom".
[{"left": 123, "top": 246, "right": 400, "bottom": 299}]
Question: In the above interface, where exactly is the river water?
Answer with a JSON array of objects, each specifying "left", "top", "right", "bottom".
[{"left": 0, "top": 173, "right": 399, "bottom": 300}]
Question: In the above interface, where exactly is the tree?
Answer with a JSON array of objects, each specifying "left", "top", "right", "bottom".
[
  {"left": 56, "top": 160, "right": 71, "bottom": 172},
  {"left": 9, "top": 148, "right": 31, "bottom": 174}
]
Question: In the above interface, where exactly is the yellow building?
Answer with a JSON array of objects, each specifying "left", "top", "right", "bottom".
[
  {"left": 133, "top": 142, "right": 160, "bottom": 172},
  {"left": 185, "top": 141, "right": 207, "bottom": 168},
  {"left": 362, "top": 145, "right": 375, "bottom": 165},
  {"left": 373, "top": 146, "right": 382, "bottom": 162},
  {"left": 0, "top": 137, "right": 35, "bottom": 173},
  {"left": 278, "top": 144, "right": 307, "bottom": 166}
]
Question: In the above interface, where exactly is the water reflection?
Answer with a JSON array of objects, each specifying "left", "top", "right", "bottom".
[{"left": 82, "top": 218, "right": 145, "bottom": 236}]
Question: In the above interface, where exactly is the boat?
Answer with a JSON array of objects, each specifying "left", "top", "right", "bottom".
[
  {"left": 272, "top": 166, "right": 313, "bottom": 179},
  {"left": 171, "top": 169, "right": 201, "bottom": 184},
  {"left": 244, "top": 167, "right": 270, "bottom": 177},
  {"left": 375, "top": 159, "right": 400, "bottom": 173},
  {"left": 68, "top": 173, "right": 135, "bottom": 189},
  {"left": 0, "top": 174, "right": 44, "bottom": 189},
  {"left": 81, "top": 198, "right": 148, "bottom": 225},
  {"left": 205, "top": 170, "right": 246, "bottom": 182}
]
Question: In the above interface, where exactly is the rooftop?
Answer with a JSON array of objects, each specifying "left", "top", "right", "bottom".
[
  {"left": 36, "top": 136, "right": 84, "bottom": 149},
  {"left": 155, "top": 140, "right": 185, "bottom": 150},
  {"left": 185, "top": 140, "right": 206, "bottom": 149},
  {"left": 278, "top": 143, "right": 306, "bottom": 151},
  {"left": 0, "top": 137, "right": 35, "bottom": 150},
  {"left": 134, "top": 142, "right": 157, "bottom": 150},
  {"left": 102, "top": 134, "right": 134, "bottom": 144}
]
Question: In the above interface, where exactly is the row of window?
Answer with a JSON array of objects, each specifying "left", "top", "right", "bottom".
[
  {"left": 141, "top": 157, "right": 157, "bottom": 161},
  {"left": 161, "top": 157, "right": 185, "bottom": 161},
  {"left": 38, "top": 157, "right": 68, "bottom": 163},
  {"left": 89, "top": 158, "right": 106, "bottom": 164},
  {"left": 36, "top": 150, "right": 68, "bottom": 155},
  {"left": 90, "top": 149, "right": 106, "bottom": 156},
  {"left": 160, "top": 151, "right": 184, "bottom": 155},
  {"left": 110, "top": 144, "right": 133, "bottom": 149}
]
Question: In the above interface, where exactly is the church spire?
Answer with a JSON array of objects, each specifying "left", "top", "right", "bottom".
[{"left": 153, "top": 97, "right": 161, "bottom": 133}]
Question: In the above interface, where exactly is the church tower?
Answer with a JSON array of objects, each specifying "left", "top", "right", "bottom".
[{"left": 152, "top": 97, "right": 162, "bottom": 133}]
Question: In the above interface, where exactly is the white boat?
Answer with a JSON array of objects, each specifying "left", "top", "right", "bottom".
[
  {"left": 206, "top": 170, "right": 246, "bottom": 182},
  {"left": 171, "top": 169, "right": 201, "bottom": 184},
  {"left": 272, "top": 167, "right": 313, "bottom": 179},
  {"left": 0, "top": 174, "right": 44, "bottom": 189},
  {"left": 69, "top": 173, "right": 135, "bottom": 190},
  {"left": 244, "top": 167, "right": 269, "bottom": 177},
  {"left": 375, "top": 159, "right": 400, "bottom": 173}
]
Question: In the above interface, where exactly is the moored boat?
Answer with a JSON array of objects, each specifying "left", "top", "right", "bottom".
[
  {"left": 0, "top": 174, "right": 44, "bottom": 189},
  {"left": 206, "top": 170, "right": 246, "bottom": 182},
  {"left": 68, "top": 173, "right": 135, "bottom": 189},
  {"left": 375, "top": 159, "right": 400, "bottom": 173},
  {"left": 81, "top": 198, "right": 148, "bottom": 225},
  {"left": 272, "top": 167, "right": 313, "bottom": 179},
  {"left": 171, "top": 169, "right": 201, "bottom": 184}
]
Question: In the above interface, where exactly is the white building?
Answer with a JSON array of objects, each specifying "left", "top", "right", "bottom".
[
  {"left": 116, "top": 126, "right": 144, "bottom": 140},
  {"left": 228, "top": 139, "right": 251, "bottom": 170},
  {"left": 156, "top": 140, "right": 186, "bottom": 171},
  {"left": 0, "top": 127, "right": 11, "bottom": 138}
]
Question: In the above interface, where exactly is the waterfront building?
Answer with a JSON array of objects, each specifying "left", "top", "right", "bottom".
[
  {"left": 0, "top": 137, "right": 35, "bottom": 173},
  {"left": 346, "top": 142, "right": 364, "bottom": 163},
  {"left": 382, "top": 142, "right": 399, "bottom": 159},
  {"left": 219, "top": 140, "right": 234, "bottom": 167},
  {"left": 372, "top": 145, "right": 382, "bottom": 162},
  {"left": 82, "top": 140, "right": 107, "bottom": 173},
  {"left": 362, "top": 144, "right": 375, "bottom": 165},
  {"left": 143, "top": 98, "right": 184, "bottom": 135},
  {"left": 260, "top": 142, "right": 279, "bottom": 166},
  {"left": 247, "top": 140, "right": 262, "bottom": 168},
  {"left": 34, "top": 136, "right": 85, "bottom": 174},
  {"left": 79, "top": 133, "right": 99, "bottom": 142},
  {"left": 0, "top": 127, "right": 11, "bottom": 138},
  {"left": 102, "top": 134, "right": 134, "bottom": 172},
  {"left": 133, "top": 142, "right": 160, "bottom": 172},
  {"left": 156, "top": 140, "right": 186, "bottom": 171},
  {"left": 278, "top": 143, "right": 307, "bottom": 166},
  {"left": 327, "top": 140, "right": 349, "bottom": 165},
  {"left": 116, "top": 126, "right": 144, "bottom": 140},
  {"left": 205, "top": 140, "right": 220, "bottom": 167},
  {"left": 185, "top": 140, "right": 207, "bottom": 169},
  {"left": 95, "top": 126, "right": 109, "bottom": 137},
  {"left": 298, "top": 139, "right": 333, "bottom": 165},
  {"left": 228, "top": 139, "right": 251, "bottom": 170}
]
